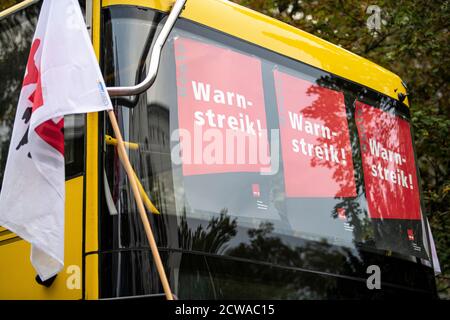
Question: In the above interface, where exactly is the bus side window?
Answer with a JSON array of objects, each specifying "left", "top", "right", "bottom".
[
  {"left": 0, "top": 4, "right": 40, "bottom": 192},
  {"left": 0, "top": 3, "right": 85, "bottom": 190},
  {"left": 64, "top": 114, "right": 85, "bottom": 179}
]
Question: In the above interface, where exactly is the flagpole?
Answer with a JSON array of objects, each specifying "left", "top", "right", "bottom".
[{"left": 107, "top": 110, "right": 174, "bottom": 300}]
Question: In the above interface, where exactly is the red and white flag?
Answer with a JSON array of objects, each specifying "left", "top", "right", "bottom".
[{"left": 0, "top": 0, "right": 112, "bottom": 281}]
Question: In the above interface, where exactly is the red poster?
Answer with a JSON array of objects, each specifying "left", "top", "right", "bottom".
[
  {"left": 274, "top": 70, "right": 356, "bottom": 198},
  {"left": 355, "top": 101, "right": 421, "bottom": 220},
  {"left": 174, "top": 37, "right": 269, "bottom": 175}
]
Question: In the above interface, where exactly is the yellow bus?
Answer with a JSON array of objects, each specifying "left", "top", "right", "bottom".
[{"left": 0, "top": 0, "right": 438, "bottom": 299}]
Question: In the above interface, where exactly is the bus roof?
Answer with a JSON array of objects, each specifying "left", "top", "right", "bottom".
[{"left": 103, "top": 0, "right": 409, "bottom": 106}]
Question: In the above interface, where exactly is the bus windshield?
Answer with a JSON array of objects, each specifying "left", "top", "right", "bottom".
[{"left": 101, "top": 5, "right": 433, "bottom": 298}]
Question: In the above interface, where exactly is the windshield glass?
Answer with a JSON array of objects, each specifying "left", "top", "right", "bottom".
[{"left": 101, "top": 5, "right": 434, "bottom": 298}]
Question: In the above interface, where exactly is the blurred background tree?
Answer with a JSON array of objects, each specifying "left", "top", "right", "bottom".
[{"left": 233, "top": 0, "right": 450, "bottom": 298}]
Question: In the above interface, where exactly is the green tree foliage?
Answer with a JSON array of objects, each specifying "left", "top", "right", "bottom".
[{"left": 234, "top": 0, "right": 450, "bottom": 298}]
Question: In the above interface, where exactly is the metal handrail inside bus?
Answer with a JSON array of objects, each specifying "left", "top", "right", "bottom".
[
  {"left": 1, "top": 0, "right": 187, "bottom": 97},
  {"left": 106, "top": 0, "right": 187, "bottom": 97}
]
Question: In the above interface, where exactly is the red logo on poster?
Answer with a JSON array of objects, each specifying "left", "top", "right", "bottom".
[
  {"left": 407, "top": 229, "right": 415, "bottom": 241},
  {"left": 252, "top": 184, "right": 261, "bottom": 198},
  {"left": 355, "top": 101, "right": 421, "bottom": 220},
  {"left": 337, "top": 207, "right": 347, "bottom": 220},
  {"left": 174, "top": 37, "right": 269, "bottom": 175},
  {"left": 273, "top": 70, "right": 356, "bottom": 198}
]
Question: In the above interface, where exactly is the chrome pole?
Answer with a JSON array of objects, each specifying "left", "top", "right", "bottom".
[{"left": 106, "top": 0, "right": 187, "bottom": 97}]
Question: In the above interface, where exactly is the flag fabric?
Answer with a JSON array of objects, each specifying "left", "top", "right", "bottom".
[
  {"left": 427, "top": 218, "right": 442, "bottom": 275},
  {"left": 0, "top": 0, "right": 112, "bottom": 281}
]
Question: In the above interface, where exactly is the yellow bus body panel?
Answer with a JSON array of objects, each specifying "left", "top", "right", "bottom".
[
  {"left": 83, "top": 0, "right": 102, "bottom": 300},
  {"left": 0, "top": 177, "right": 84, "bottom": 299}
]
